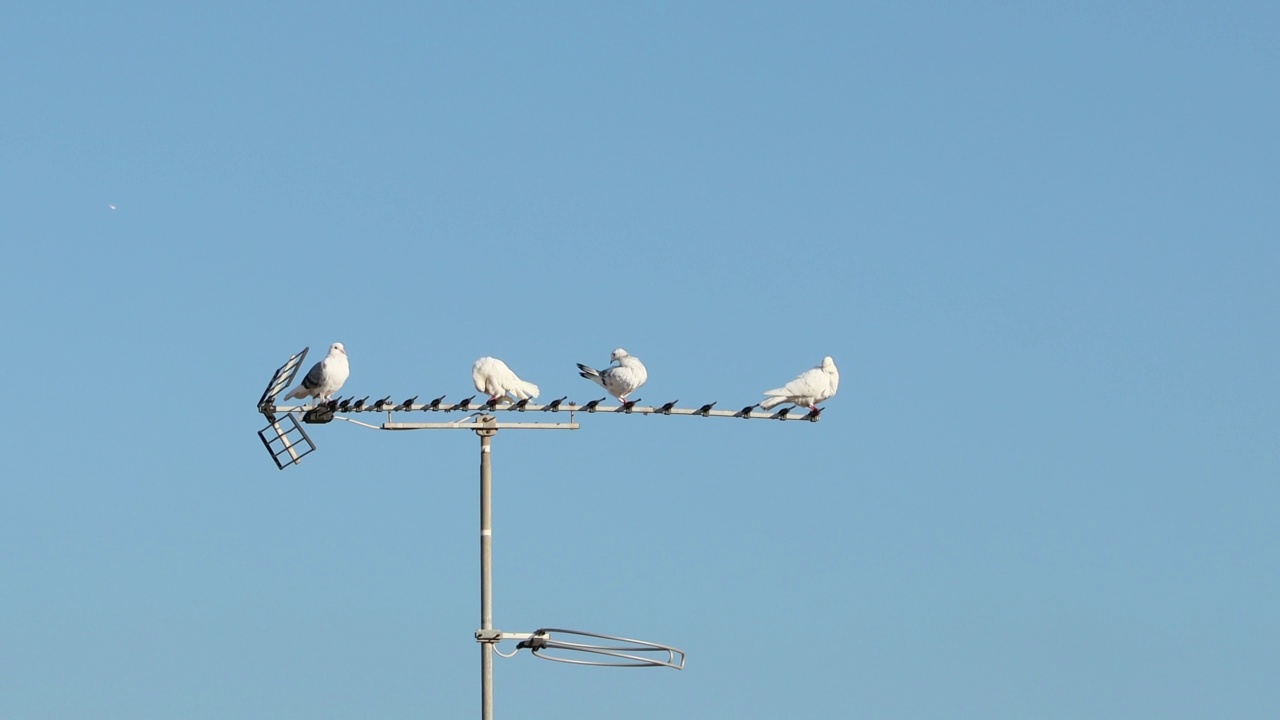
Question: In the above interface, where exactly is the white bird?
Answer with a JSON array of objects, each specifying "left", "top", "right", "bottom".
[
  {"left": 108, "top": 204, "right": 117, "bottom": 211},
  {"left": 472, "top": 357, "right": 540, "bottom": 402},
  {"left": 577, "top": 348, "right": 648, "bottom": 402},
  {"left": 758, "top": 356, "right": 839, "bottom": 411},
  {"left": 284, "top": 342, "right": 350, "bottom": 404}
]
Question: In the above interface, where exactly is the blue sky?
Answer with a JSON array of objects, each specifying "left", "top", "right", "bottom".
[{"left": 2, "top": 2, "right": 1277, "bottom": 718}]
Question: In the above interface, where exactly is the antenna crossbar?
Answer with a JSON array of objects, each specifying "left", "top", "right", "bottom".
[{"left": 262, "top": 399, "right": 821, "bottom": 422}]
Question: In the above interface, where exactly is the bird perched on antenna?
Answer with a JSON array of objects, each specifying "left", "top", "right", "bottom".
[
  {"left": 577, "top": 348, "right": 648, "bottom": 402},
  {"left": 472, "top": 357, "right": 540, "bottom": 403},
  {"left": 284, "top": 342, "right": 350, "bottom": 404},
  {"left": 758, "top": 356, "right": 839, "bottom": 412}
]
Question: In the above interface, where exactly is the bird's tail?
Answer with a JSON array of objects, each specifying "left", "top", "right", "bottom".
[
  {"left": 511, "top": 380, "right": 540, "bottom": 400},
  {"left": 758, "top": 393, "right": 788, "bottom": 410},
  {"left": 283, "top": 386, "right": 308, "bottom": 401},
  {"left": 577, "top": 364, "right": 604, "bottom": 387}
]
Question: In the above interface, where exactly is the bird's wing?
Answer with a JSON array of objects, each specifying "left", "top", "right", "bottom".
[
  {"left": 493, "top": 363, "right": 520, "bottom": 392},
  {"left": 601, "top": 366, "right": 638, "bottom": 395},
  {"left": 781, "top": 367, "right": 827, "bottom": 397},
  {"left": 300, "top": 360, "right": 327, "bottom": 390}
]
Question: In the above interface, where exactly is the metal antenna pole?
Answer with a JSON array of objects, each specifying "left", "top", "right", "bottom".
[{"left": 478, "top": 425, "right": 496, "bottom": 720}]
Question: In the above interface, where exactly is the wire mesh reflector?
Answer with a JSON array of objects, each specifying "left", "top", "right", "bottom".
[
  {"left": 258, "top": 414, "right": 317, "bottom": 470},
  {"left": 515, "top": 628, "right": 685, "bottom": 669},
  {"left": 257, "top": 347, "right": 309, "bottom": 409}
]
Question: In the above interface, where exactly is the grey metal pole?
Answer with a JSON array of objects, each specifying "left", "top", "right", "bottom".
[{"left": 478, "top": 426, "right": 496, "bottom": 720}]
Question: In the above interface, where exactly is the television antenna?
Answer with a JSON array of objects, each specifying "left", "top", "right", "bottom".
[{"left": 255, "top": 347, "right": 821, "bottom": 718}]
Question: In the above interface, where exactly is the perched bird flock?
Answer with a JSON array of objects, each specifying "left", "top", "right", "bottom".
[{"left": 281, "top": 343, "right": 839, "bottom": 413}]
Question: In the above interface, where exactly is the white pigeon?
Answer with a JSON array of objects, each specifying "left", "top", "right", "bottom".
[
  {"left": 472, "top": 357, "right": 540, "bottom": 402},
  {"left": 758, "top": 356, "right": 839, "bottom": 411},
  {"left": 284, "top": 342, "right": 350, "bottom": 403},
  {"left": 577, "top": 348, "right": 648, "bottom": 402}
]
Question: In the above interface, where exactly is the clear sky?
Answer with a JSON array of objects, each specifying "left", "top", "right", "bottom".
[{"left": 2, "top": 2, "right": 1277, "bottom": 718}]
